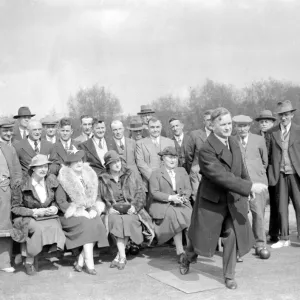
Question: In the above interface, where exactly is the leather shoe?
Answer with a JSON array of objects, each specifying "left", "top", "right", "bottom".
[
  {"left": 225, "top": 278, "right": 237, "bottom": 290},
  {"left": 118, "top": 257, "right": 127, "bottom": 270},
  {"left": 83, "top": 264, "right": 97, "bottom": 275},
  {"left": 24, "top": 263, "right": 37, "bottom": 276},
  {"left": 236, "top": 256, "right": 243, "bottom": 263},
  {"left": 74, "top": 261, "right": 82, "bottom": 272},
  {"left": 179, "top": 253, "right": 190, "bottom": 275}
]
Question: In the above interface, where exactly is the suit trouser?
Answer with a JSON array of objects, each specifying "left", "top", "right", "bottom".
[
  {"left": 249, "top": 189, "right": 268, "bottom": 247},
  {"left": 186, "top": 213, "right": 236, "bottom": 279},
  {"left": 0, "top": 237, "right": 12, "bottom": 269},
  {"left": 276, "top": 173, "right": 300, "bottom": 240},
  {"left": 268, "top": 185, "right": 280, "bottom": 238}
]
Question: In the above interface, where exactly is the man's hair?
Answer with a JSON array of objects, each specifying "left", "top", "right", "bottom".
[
  {"left": 148, "top": 117, "right": 161, "bottom": 125},
  {"left": 93, "top": 119, "right": 105, "bottom": 127},
  {"left": 169, "top": 117, "right": 182, "bottom": 124},
  {"left": 27, "top": 119, "right": 42, "bottom": 130},
  {"left": 59, "top": 118, "right": 72, "bottom": 128},
  {"left": 80, "top": 114, "right": 94, "bottom": 123},
  {"left": 110, "top": 120, "right": 124, "bottom": 129},
  {"left": 204, "top": 109, "right": 213, "bottom": 118},
  {"left": 211, "top": 107, "right": 231, "bottom": 123}
]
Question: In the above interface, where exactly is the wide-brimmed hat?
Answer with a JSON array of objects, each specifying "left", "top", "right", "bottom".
[
  {"left": 158, "top": 146, "right": 178, "bottom": 157},
  {"left": 65, "top": 147, "right": 85, "bottom": 164},
  {"left": 104, "top": 150, "right": 121, "bottom": 167},
  {"left": 0, "top": 118, "right": 15, "bottom": 128},
  {"left": 255, "top": 110, "right": 277, "bottom": 122},
  {"left": 13, "top": 107, "right": 35, "bottom": 119},
  {"left": 275, "top": 100, "right": 297, "bottom": 114},
  {"left": 41, "top": 116, "right": 59, "bottom": 125},
  {"left": 29, "top": 154, "right": 51, "bottom": 168},
  {"left": 232, "top": 115, "right": 253, "bottom": 124},
  {"left": 127, "top": 117, "right": 143, "bottom": 131},
  {"left": 137, "top": 105, "right": 155, "bottom": 115}
]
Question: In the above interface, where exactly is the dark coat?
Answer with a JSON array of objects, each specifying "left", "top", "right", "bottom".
[
  {"left": 188, "top": 134, "right": 254, "bottom": 257},
  {"left": 149, "top": 166, "right": 192, "bottom": 220},
  {"left": 172, "top": 133, "right": 191, "bottom": 172},
  {"left": 12, "top": 126, "right": 25, "bottom": 143},
  {"left": 10, "top": 174, "right": 59, "bottom": 242},
  {"left": 266, "top": 123, "right": 300, "bottom": 186}
]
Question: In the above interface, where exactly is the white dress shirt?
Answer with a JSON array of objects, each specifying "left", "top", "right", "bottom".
[
  {"left": 166, "top": 168, "right": 176, "bottom": 191},
  {"left": 114, "top": 137, "right": 125, "bottom": 148},
  {"left": 205, "top": 127, "right": 211, "bottom": 137},
  {"left": 92, "top": 137, "right": 108, "bottom": 165},
  {"left": 28, "top": 138, "right": 40, "bottom": 152},
  {"left": 32, "top": 178, "right": 47, "bottom": 203},
  {"left": 60, "top": 138, "right": 71, "bottom": 150},
  {"left": 239, "top": 134, "right": 249, "bottom": 147},
  {"left": 174, "top": 133, "right": 184, "bottom": 147},
  {"left": 46, "top": 135, "right": 56, "bottom": 144},
  {"left": 151, "top": 136, "right": 160, "bottom": 146},
  {"left": 280, "top": 122, "right": 291, "bottom": 134},
  {"left": 19, "top": 128, "right": 28, "bottom": 139}
]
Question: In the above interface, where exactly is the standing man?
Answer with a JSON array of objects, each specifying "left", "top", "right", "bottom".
[
  {"left": 266, "top": 100, "right": 300, "bottom": 248},
  {"left": 128, "top": 117, "right": 144, "bottom": 141},
  {"left": 233, "top": 115, "right": 269, "bottom": 250},
  {"left": 255, "top": 110, "right": 276, "bottom": 137},
  {"left": 180, "top": 107, "right": 267, "bottom": 289},
  {"left": 74, "top": 115, "right": 94, "bottom": 143},
  {"left": 136, "top": 117, "right": 174, "bottom": 189},
  {"left": 169, "top": 117, "right": 190, "bottom": 172},
  {"left": 137, "top": 105, "right": 156, "bottom": 138},
  {"left": 0, "top": 118, "right": 15, "bottom": 146},
  {"left": 0, "top": 118, "right": 22, "bottom": 272},
  {"left": 186, "top": 109, "right": 213, "bottom": 201},
  {"left": 78, "top": 119, "right": 112, "bottom": 177},
  {"left": 14, "top": 120, "right": 56, "bottom": 175},
  {"left": 12, "top": 107, "right": 35, "bottom": 142},
  {"left": 41, "top": 116, "right": 59, "bottom": 144}
]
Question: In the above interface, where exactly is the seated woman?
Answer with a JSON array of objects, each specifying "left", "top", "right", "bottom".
[
  {"left": 55, "top": 149, "right": 108, "bottom": 275},
  {"left": 11, "top": 154, "right": 66, "bottom": 276},
  {"left": 149, "top": 146, "right": 192, "bottom": 261},
  {"left": 98, "top": 150, "right": 153, "bottom": 270}
]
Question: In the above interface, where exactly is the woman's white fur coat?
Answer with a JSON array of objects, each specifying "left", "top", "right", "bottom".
[{"left": 58, "top": 163, "right": 105, "bottom": 218}]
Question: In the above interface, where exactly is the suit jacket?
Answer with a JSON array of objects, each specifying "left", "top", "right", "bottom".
[
  {"left": 49, "top": 139, "right": 80, "bottom": 175},
  {"left": 189, "top": 134, "right": 254, "bottom": 257},
  {"left": 12, "top": 126, "right": 26, "bottom": 143},
  {"left": 172, "top": 133, "right": 191, "bottom": 172},
  {"left": 78, "top": 137, "right": 113, "bottom": 177},
  {"left": 74, "top": 133, "right": 92, "bottom": 144},
  {"left": 236, "top": 133, "right": 268, "bottom": 185},
  {"left": 266, "top": 123, "right": 300, "bottom": 186},
  {"left": 149, "top": 166, "right": 192, "bottom": 219},
  {"left": 136, "top": 136, "right": 175, "bottom": 182},
  {"left": 186, "top": 129, "right": 207, "bottom": 174},
  {"left": 14, "top": 139, "right": 56, "bottom": 175}
]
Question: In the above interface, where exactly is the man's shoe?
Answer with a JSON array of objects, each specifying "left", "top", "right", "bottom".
[
  {"left": 225, "top": 278, "right": 237, "bottom": 290},
  {"left": 267, "top": 236, "right": 279, "bottom": 243},
  {"left": 271, "top": 240, "right": 291, "bottom": 249},
  {"left": 236, "top": 256, "right": 243, "bottom": 263},
  {"left": 24, "top": 263, "right": 37, "bottom": 276},
  {"left": 179, "top": 253, "right": 190, "bottom": 275}
]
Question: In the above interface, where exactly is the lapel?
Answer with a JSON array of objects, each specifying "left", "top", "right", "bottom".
[
  {"left": 55, "top": 140, "right": 67, "bottom": 160},
  {"left": 144, "top": 137, "right": 155, "bottom": 154},
  {"left": 174, "top": 168, "right": 182, "bottom": 192},
  {"left": 289, "top": 123, "right": 297, "bottom": 148},
  {"left": 86, "top": 139, "right": 102, "bottom": 163},
  {"left": 228, "top": 136, "right": 241, "bottom": 174},
  {"left": 272, "top": 125, "right": 282, "bottom": 150},
  {"left": 161, "top": 167, "right": 173, "bottom": 189},
  {"left": 207, "top": 133, "right": 232, "bottom": 169},
  {"left": 21, "top": 139, "right": 36, "bottom": 157}
]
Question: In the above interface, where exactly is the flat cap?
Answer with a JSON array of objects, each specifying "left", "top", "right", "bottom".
[
  {"left": 0, "top": 118, "right": 15, "bottom": 128},
  {"left": 158, "top": 146, "right": 178, "bottom": 157},
  {"left": 41, "top": 116, "right": 59, "bottom": 125},
  {"left": 232, "top": 115, "right": 253, "bottom": 124}
]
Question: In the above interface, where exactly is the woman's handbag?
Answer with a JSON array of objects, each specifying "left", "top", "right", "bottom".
[{"left": 112, "top": 203, "right": 131, "bottom": 214}]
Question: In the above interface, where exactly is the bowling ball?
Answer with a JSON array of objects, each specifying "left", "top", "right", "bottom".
[
  {"left": 259, "top": 248, "right": 271, "bottom": 259},
  {"left": 255, "top": 246, "right": 264, "bottom": 256}
]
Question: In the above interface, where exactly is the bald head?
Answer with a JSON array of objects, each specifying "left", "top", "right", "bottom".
[
  {"left": 111, "top": 120, "right": 124, "bottom": 140},
  {"left": 28, "top": 120, "right": 42, "bottom": 141}
]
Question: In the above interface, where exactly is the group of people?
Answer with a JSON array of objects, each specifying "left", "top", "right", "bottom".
[{"left": 0, "top": 100, "right": 299, "bottom": 290}]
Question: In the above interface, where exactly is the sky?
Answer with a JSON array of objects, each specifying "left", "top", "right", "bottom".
[{"left": 1, "top": 0, "right": 300, "bottom": 119}]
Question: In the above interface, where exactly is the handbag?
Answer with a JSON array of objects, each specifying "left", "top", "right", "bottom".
[{"left": 112, "top": 203, "right": 131, "bottom": 214}]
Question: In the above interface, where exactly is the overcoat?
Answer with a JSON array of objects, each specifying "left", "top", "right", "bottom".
[
  {"left": 172, "top": 133, "right": 191, "bottom": 172},
  {"left": 149, "top": 166, "right": 192, "bottom": 220},
  {"left": 188, "top": 134, "right": 254, "bottom": 257},
  {"left": 265, "top": 123, "right": 300, "bottom": 186}
]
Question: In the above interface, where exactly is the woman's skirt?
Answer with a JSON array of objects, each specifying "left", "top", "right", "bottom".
[
  {"left": 23, "top": 218, "right": 66, "bottom": 257},
  {"left": 60, "top": 215, "right": 109, "bottom": 250},
  {"left": 154, "top": 204, "right": 192, "bottom": 244},
  {"left": 108, "top": 213, "right": 143, "bottom": 245}
]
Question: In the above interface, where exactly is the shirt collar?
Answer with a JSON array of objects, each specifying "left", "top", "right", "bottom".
[
  {"left": 174, "top": 133, "right": 184, "bottom": 142},
  {"left": 239, "top": 134, "right": 249, "bottom": 144},
  {"left": 150, "top": 136, "right": 160, "bottom": 143},
  {"left": 114, "top": 137, "right": 125, "bottom": 145},
  {"left": 280, "top": 122, "right": 291, "bottom": 133},
  {"left": 60, "top": 138, "right": 71, "bottom": 147},
  {"left": 214, "top": 133, "right": 228, "bottom": 146},
  {"left": 47, "top": 135, "right": 56, "bottom": 143},
  {"left": 32, "top": 177, "right": 45, "bottom": 188},
  {"left": 205, "top": 127, "right": 211, "bottom": 137}
]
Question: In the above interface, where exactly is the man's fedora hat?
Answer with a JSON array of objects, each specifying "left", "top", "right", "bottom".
[
  {"left": 158, "top": 146, "right": 178, "bottom": 157},
  {"left": 137, "top": 105, "right": 155, "bottom": 115},
  {"left": 275, "top": 100, "right": 297, "bottom": 114},
  {"left": 232, "top": 115, "right": 253, "bottom": 124},
  {"left": 29, "top": 154, "right": 51, "bottom": 168},
  {"left": 127, "top": 117, "right": 143, "bottom": 131},
  {"left": 0, "top": 118, "right": 15, "bottom": 128},
  {"left": 65, "top": 147, "right": 85, "bottom": 164},
  {"left": 41, "top": 116, "right": 59, "bottom": 125},
  {"left": 13, "top": 107, "right": 35, "bottom": 119},
  {"left": 255, "top": 110, "right": 277, "bottom": 122}
]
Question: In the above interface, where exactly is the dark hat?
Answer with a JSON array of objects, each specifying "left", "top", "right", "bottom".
[
  {"left": 232, "top": 115, "right": 253, "bottom": 124},
  {"left": 127, "top": 116, "right": 143, "bottom": 131},
  {"left": 13, "top": 106, "right": 35, "bottom": 119},
  {"left": 255, "top": 110, "right": 276, "bottom": 122},
  {"left": 137, "top": 105, "right": 155, "bottom": 115},
  {"left": 29, "top": 154, "right": 51, "bottom": 168},
  {"left": 275, "top": 100, "right": 296, "bottom": 114},
  {"left": 0, "top": 118, "right": 15, "bottom": 128},
  {"left": 65, "top": 147, "right": 85, "bottom": 164},
  {"left": 158, "top": 146, "right": 178, "bottom": 157},
  {"left": 104, "top": 150, "right": 121, "bottom": 167},
  {"left": 41, "top": 116, "right": 59, "bottom": 125}
]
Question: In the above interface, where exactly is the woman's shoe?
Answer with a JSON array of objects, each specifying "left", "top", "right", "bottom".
[
  {"left": 74, "top": 261, "right": 83, "bottom": 272},
  {"left": 110, "top": 253, "right": 120, "bottom": 268},
  {"left": 118, "top": 257, "right": 127, "bottom": 270},
  {"left": 83, "top": 264, "right": 97, "bottom": 275}
]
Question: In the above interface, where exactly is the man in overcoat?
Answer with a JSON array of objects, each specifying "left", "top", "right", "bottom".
[
  {"left": 12, "top": 107, "right": 35, "bottom": 142},
  {"left": 266, "top": 100, "right": 300, "bottom": 248},
  {"left": 180, "top": 107, "right": 267, "bottom": 289},
  {"left": 0, "top": 119, "right": 22, "bottom": 272}
]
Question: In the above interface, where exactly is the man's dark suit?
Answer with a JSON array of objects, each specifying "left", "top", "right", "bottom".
[
  {"left": 12, "top": 126, "right": 25, "bottom": 143},
  {"left": 187, "top": 134, "right": 254, "bottom": 279},
  {"left": 78, "top": 138, "right": 113, "bottom": 177},
  {"left": 172, "top": 133, "right": 190, "bottom": 172},
  {"left": 266, "top": 123, "right": 300, "bottom": 239}
]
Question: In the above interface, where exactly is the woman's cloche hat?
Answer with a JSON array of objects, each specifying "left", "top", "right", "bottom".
[
  {"left": 158, "top": 146, "right": 178, "bottom": 157},
  {"left": 65, "top": 147, "right": 85, "bottom": 164},
  {"left": 104, "top": 150, "right": 121, "bottom": 167},
  {"left": 29, "top": 154, "right": 51, "bottom": 168}
]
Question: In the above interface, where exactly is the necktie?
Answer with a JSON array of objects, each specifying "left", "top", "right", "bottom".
[
  {"left": 241, "top": 138, "right": 246, "bottom": 148},
  {"left": 22, "top": 130, "right": 26, "bottom": 139},
  {"left": 282, "top": 127, "right": 289, "bottom": 140},
  {"left": 34, "top": 141, "right": 39, "bottom": 154},
  {"left": 65, "top": 142, "right": 69, "bottom": 151},
  {"left": 153, "top": 138, "right": 159, "bottom": 148},
  {"left": 224, "top": 140, "right": 229, "bottom": 150},
  {"left": 98, "top": 139, "right": 103, "bottom": 149},
  {"left": 177, "top": 138, "right": 182, "bottom": 146},
  {"left": 119, "top": 140, "right": 124, "bottom": 151}
]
